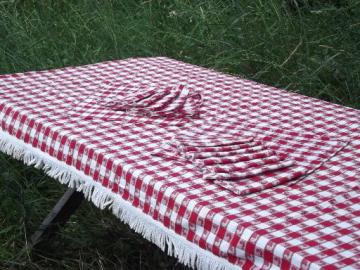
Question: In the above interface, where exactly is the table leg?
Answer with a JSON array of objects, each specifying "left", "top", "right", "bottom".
[{"left": 30, "top": 188, "right": 84, "bottom": 248}]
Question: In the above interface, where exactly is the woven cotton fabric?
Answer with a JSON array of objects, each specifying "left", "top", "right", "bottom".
[
  {"left": 69, "top": 82, "right": 202, "bottom": 126},
  {"left": 1, "top": 57, "right": 360, "bottom": 269},
  {"left": 165, "top": 121, "right": 348, "bottom": 195}
]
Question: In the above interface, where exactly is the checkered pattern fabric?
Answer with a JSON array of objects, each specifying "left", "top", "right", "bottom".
[
  {"left": 69, "top": 82, "right": 202, "bottom": 126},
  {"left": 167, "top": 121, "right": 348, "bottom": 195},
  {"left": 0, "top": 57, "right": 359, "bottom": 269}
]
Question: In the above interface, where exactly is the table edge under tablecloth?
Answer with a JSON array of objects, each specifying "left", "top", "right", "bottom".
[
  {"left": 0, "top": 128, "right": 246, "bottom": 270},
  {"left": 2, "top": 56, "right": 354, "bottom": 269},
  {"left": 0, "top": 101, "right": 327, "bottom": 270}
]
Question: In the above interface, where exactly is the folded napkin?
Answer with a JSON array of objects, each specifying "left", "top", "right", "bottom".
[
  {"left": 153, "top": 131, "right": 347, "bottom": 195},
  {"left": 214, "top": 131, "right": 347, "bottom": 195},
  {"left": 98, "top": 84, "right": 202, "bottom": 118},
  {"left": 69, "top": 83, "right": 202, "bottom": 126}
]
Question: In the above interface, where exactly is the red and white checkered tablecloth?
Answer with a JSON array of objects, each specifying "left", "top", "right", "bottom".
[{"left": 1, "top": 57, "right": 359, "bottom": 269}]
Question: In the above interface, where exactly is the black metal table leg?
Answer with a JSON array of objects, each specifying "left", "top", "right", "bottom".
[
  {"left": 8, "top": 188, "right": 84, "bottom": 270},
  {"left": 30, "top": 188, "right": 84, "bottom": 248}
]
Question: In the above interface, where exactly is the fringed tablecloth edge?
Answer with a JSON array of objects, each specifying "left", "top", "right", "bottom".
[{"left": 0, "top": 129, "right": 241, "bottom": 270}]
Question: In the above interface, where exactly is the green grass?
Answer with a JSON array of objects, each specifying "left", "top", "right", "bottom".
[{"left": 0, "top": 0, "right": 359, "bottom": 269}]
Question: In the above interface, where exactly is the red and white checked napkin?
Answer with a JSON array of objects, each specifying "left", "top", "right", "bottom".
[
  {"left": 153, "top": 130, "right": 347, "bottom": 195},
  {"left": 70, "top": 83, "right": 202, "bottom": 125}
]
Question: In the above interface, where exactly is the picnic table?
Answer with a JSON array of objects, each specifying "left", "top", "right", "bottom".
[{"left": 0, "top": 57, "right": 359, "bottom": 269}]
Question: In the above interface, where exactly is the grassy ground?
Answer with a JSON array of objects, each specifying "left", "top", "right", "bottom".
[{"left": 0, "top": 0, "right": 359, "bottom": 269}]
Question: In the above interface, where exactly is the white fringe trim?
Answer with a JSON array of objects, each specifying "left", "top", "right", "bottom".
[{"left": 0, "top": 130, "right": 240, "bottom": 270}]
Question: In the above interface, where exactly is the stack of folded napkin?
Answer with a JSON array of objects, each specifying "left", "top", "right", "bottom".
[
  {"left": 153, "top": 131, "right": 346, "bottom": 195},
  {"left": 70, "top": 83, "right": 202, "bottom": 126},
  {"left": 154, "top": 134, "right": 301, "bottom": 179},
  {"left": 98, "top": 84, "right": 202, "bottom": 119}
]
